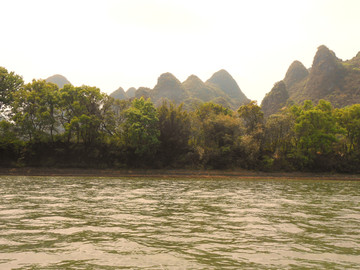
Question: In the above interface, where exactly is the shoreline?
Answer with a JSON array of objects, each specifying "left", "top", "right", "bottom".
[{"left": 1, "top": 167, "right": 360, "bottom": 180}]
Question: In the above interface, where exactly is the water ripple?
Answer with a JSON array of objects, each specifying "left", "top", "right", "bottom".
[{"left": 0, "top": 176, "right": 359, "bottom": 269}]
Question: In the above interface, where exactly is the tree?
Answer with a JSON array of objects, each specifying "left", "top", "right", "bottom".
[
  {"left": 196, "top": 102, "right": 232, "bottom": 120},
  {"left": 12, "top": 80, "right": 59, "bottom": 142},
  {"left": 237, "top": 101, "right": 265, "bottom": 168},
  {"left": 336, "top": 104, "right": 360, "bottom": 154},
  {"left": 122, "top": 98, "right": 160, "bottom": 164},
  {"left": 263, "top": 111, "right": 296, "bottom": 170},
  {"left": 59, "top": 85, "right": 112, "bottom": 145},
  {"left": 157, "top": 101, "right": 191, "bottom": 166},
  {"left": 0, "top": 120, "right": 23, "bottom": 165},
  {"left": 292, "top": 100, "right": 341, "bottom": 169},
  {"left": 190, "top": 102, "right": 241, "bottom": 168},
  {"left": 237, "top": 101, "right": 264, "bottom": 134},
  {"left": 0, "top": 67, "right": 24, "bottom": 113}
]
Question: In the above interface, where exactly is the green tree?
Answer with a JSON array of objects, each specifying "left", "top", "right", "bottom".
[
  {"left": 12, "top": 80, "right": 59, "bottom": 142},
  {"left": 336, "top": 104, "right": 360, "bottom": 154},
  {"left": 237, "top": 101, "right": 264, "bottom": 134},
  {"left": 0, "top": 67, "right": 24, "bottom": 111},
  {"left": 263, "top": 111, "right": 296, "bottom": 170},
  {"left": 191, "top": 102, "right": 241, "bottom": 168},
  {"left": 122, "top": 98, "right": 160, "bottom": 164},
  {"left": 0, "top": 120, "right": 23, "bottom": 166},
  {"left": 292, "top": 100, "right": 341, "bottom": 169},
  {"left": 59, "top": 85, "right": 113, "bottom": 145},
  {"left": 196, "top": 102, "right": 232, "bottom": 120},
  {"left": 237, "top": 101, "right": 265, "bottom": 169},
  {"left": 157, "top": 101, "right": 191, "bottom": 167}
]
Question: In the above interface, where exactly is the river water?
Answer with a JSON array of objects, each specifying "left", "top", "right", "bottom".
[{"left": 0, "top": 176, "right": 359, "bottom": 269}]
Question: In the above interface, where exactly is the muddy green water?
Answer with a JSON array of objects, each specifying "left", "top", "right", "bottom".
[{"left": 0, "top": 176, "right": 359, "bottom": 269}]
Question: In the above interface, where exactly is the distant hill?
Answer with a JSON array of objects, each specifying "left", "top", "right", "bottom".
[
  {"left": 110, "top": 87, "right": 127, "bottom": 100},
  {"left": 261, "top": 81, "right": 289, "bottom": 117},
  {"left": 45, "top": 74, "right": 71, "bottom": 89},
  {"left": 126, "top": 87, "right": 136, "bottom": 98},
  {"left": 283, "top": 60, "right": 309, "bottom": 96},
  {"left": 109, "top": 70, "right": 250, "bottom": 110},
  {"left": 205, "top": 69, "right": 250, "bottom": 108},
  {"left": 261, "top": 45, "right": 360, "bottom": 116},
  {"left": 151, "top": 73, "right": 189, "bottom": 106},
  {"left": 183, "top": 75, "right": 228, "bottom": 103}
]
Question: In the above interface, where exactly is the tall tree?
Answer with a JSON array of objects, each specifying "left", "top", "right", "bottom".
[
  {"left": 237, "top": 101, "right": 264, "bottom": 134},
  {"left": 237, "top": 101, "right": 265, "bottom": 168},
  {"left": 122, "top": 98, "right": 160, "bottom": 164},
  {"left": 336, "top": 104, "right": 360, "bottom": 154},
  {"left": 292, "top": 100, "right": 341, "bottom": 168},
  {"left": 191, "top": 102, "right": 241, "bottom": 168},
  {"left": 59, "top": 85, "right": 112, "bottom": 145},
  {"left": 157, "top": 101, "right": 191, "bottom": 166},
  {"left": 12, "top": 80, "right": 59, "bottom": 142},
  {"left": 0, "top": 67, "right": 23, "bottom": 112}
]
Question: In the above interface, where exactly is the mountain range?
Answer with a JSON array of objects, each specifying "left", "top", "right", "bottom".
[
  {"left": 44, "top": 45, "right": 360, "bottom": 114},
  {"left": 110, "top": 69, "right": 250, "bottom": 110},
  {"left": 261, "top": 45, "right": 360, "bottom": 116}
]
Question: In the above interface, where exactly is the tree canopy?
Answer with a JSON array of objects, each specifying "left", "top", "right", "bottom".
[{"left": 1, "top": 67, "right": 360, "bottom": 172}]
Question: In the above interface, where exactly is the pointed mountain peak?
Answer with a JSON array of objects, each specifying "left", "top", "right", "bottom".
[
  {"left": 284, "top": 60, "right": 309, "bottom": 88},
  {"left": 126, "top": 87, "right": 136, "bottom": 98},
  {"left": 183, "top": 75, "right": 204, "bottom": 88},
  {"left": 206, "top": 69, "right": 237, "bottom": 87},
  {"left": 110, "top": 87, "right": 127, "bottom": 100},
  {"left": 127, "top": 87, "right": 136, "bottom": 92},
  {"left": 287, "top": 60, "right": 307, "bottom": 72},
  {"left": 153, "top": 72, "right": 188, "bottom": 103},
  {"left": 313, "top": 45, "right": 339, "bottom": 67},
  {"left": 154, "top": 72, "right": 182, "bottom": 91},
  {"left": 184, "top": 74, "right": 203, "bottom": 83},
  {"left": 157, "top": 72, "right": 181, "bottom": 83},
  {"left": 206, "top": 69, "right": 249, "bottom": 104},
  {"left": 209, "top": 69, "right": 232, "bottom": 79},
  {"left": 46, "top": 74, "right": 71, "bottom": 89}
]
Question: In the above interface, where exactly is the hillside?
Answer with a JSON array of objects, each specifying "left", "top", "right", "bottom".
[
  {"left": 110, "top": 87, "right": 127, "bottom": 100},
  {"left": 206, "top": 69, "right": 250, "bottom": 107},
  {"left": 110, "top": 70, "right": 250, "bottom": 110},
  {"left": 261, "top": 45, "right": 360, "bottom": 116},
  {"left": 45, "top": 74, "right": 71, "bottom": 89},
  {"left": 261, "top": 81, "right": 289, "bottom": 117},
  {"left": 126, "top": 87, "right": 136, "bottom": 98},
  {"left": 151, "top": 73, "right": 189, "bottom": 106}
]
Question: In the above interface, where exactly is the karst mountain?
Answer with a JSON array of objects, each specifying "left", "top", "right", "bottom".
[
  {"left": 110, "top": 69, "right": 250, "bottom": 110},
  {"left": 45, "top": 74, "right": 71, "bottom": 89},
  {"left": 261, "top": 45, "right": 360, "bottom": 116}
]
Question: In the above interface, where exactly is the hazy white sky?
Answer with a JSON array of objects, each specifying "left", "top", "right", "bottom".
[{"left": 1, "top": 0, "right": 360, "bottom": 102}]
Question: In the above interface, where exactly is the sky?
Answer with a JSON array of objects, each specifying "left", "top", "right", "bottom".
[{"left": 1, "top": 0, "right": 360, "bottom": 103}]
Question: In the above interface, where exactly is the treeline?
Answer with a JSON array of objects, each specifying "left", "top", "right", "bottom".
[{"left": 1, "top": 67, "right": 360, "bottom": 172}]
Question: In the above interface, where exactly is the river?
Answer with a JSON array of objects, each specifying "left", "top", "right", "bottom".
[{"left": 0, "top": 176, "right": 359, "bottom": 269}]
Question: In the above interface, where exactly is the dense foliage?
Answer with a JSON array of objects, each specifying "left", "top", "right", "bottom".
[{"left": 1, "top": 67, "right": 360, "bottom": 172}]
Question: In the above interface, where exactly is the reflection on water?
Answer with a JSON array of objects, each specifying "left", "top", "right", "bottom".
[{"left": 0, "top": 176, "right": 359, "bottom": 269}]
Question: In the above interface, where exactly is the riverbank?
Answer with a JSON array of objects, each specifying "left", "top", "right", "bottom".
[{"left": 1, "top": 167, "right": 360, "bottom": 180}]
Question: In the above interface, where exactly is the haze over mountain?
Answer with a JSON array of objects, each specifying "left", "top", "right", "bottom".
[
  {"left": 110, "top": 87, "right": 127, "bottom": 100},
  {"left": 45, "top": 74, "right": 71, "bottom": 89},
  {"left": 110, "top": 69, "right": 250, "bottom": 110},
  {"left": 126, "top": 87, "right": 136, "bottom": 98},
  {"left": 261, "top": 45, "right": 360, "bottom": 116}
]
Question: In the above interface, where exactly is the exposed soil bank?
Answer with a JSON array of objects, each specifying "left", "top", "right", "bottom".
[{"left": 0, "top": 167, "right": 360, "bottom": 180}]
